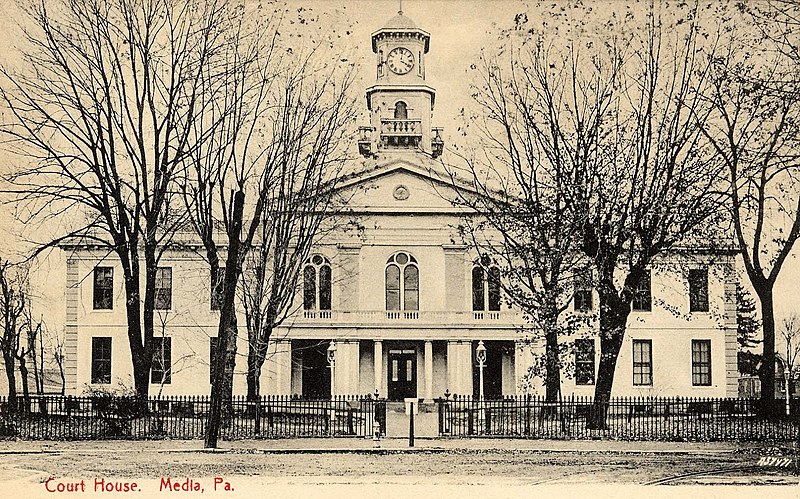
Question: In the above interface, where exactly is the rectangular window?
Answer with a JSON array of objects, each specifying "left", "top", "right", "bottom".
[
  {"left": 91, "top": 337, "right": 112, "bottom": 384},
  {"left": 575, "top": 339, "right": 595, "bottom": 385},
  {"left": 472, "top": 267, "right": 485, "bottom": 311},
  {"left": 154, "top": 267, "right": 172, "bottom": 310},
  {"left": 574, "top": 290, "right": 593, "bottom": 312},
  {"left": 93, "top": 267, "right": 113, "bottom": 310},
  {"left": 573, "top": 267, "right": 592, "bottom": 312},
  {"left": 689, "top": 268, "right": 709, "bottom": 312},
  {"left": 632, "top": 270, "right": 652, "bottom": 312},
  {"left": 209, "top": 337, "right": 218, "bottom": 384},
  {"left": 151, "top": 337, "right": 172, "bottom": 384},
  {"left": 632, "top": 340, "right": 652, "bottom": 386},
  {"left": 488, "top": 267, "right": 501, "bottom": 312},
  {"left": 211, "top": 267, "right": 224, "bottom": 311},
  {"left": 692, "top": 340, "right": 712, "bottom": 386}
]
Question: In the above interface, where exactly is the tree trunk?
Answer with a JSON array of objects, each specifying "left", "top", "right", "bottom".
[
  {"left": 3, "top": 352, "right": 17, "bottom": 413},
  {"left": 140, "top": 245, "right": 158, "bottom": 399},
  {"left": 18, "top": 356, "right": 29, "bottom": 412},
  {"left": 246, "top": 341, "right": 270, "bottom": 401},
  {"left": 119, "top": 254, "right": 150, "bottom": 399},
  {"left": 542, "top": 313, "right": 562, "bottom": 403},
  {"left": 57, "top": 358, "right": 65, "bottom": 396},
  {"left": 588, "top": 297, "right": 629, "bottom": 430},
  {"left": 755, "top": 283, "right": 777, "bottom": 416},
  {"left": 205, "top": 190, "right": 246, "bottom": 449},
  {"left": 246, "top": 312, "right": 276, "bottom": 400}
]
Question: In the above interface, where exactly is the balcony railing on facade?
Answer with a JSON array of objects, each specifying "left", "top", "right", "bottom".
[
  {"left": 381, "top": 118, "right": 423, "bottom": 136},
  {"left": 297, "top": 309, "right": 520, "bottom": 325}
]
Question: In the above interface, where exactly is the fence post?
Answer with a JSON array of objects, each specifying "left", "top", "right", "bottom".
[
  {"left": 467, "top": 397, "right": 474, "bottom": 436},
  {"left": 347, "top": 405, "right": 354, "bottom": 435},
  {"left": 254, "top": 397, "right": 261, "bottom": 435},
  {"left": 525, "top": 394, "right": 531, "bottom": 437}
]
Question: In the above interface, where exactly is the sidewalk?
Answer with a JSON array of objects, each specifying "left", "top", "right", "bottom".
[{"left": 0, "top": 436, "right": 777, "bottom": 455}]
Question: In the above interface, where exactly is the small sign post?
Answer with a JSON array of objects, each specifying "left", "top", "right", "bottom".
[
  {"left": 404, "top": 397, "right": 417, "bottom": 447},
  {"left": 409, "top": 400, "right": 415, "bottom": 447}
]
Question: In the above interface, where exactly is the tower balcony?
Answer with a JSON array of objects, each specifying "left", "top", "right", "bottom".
[
  {"left": 357, "top": 120, "right": 444, "bottom": 158},
  {"left": 380, "top": 118, "right": 422, "bottom": 150}
]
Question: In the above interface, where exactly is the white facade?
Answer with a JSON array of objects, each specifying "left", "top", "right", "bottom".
[{"left": 60, "top": 11, "right": 738, "bottom": 401}]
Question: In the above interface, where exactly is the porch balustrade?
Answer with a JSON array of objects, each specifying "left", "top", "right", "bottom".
[{"left": 296, "top": 309, "right": 522, "bottom": 325}]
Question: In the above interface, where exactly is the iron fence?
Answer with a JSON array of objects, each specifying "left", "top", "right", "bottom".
[
  {"left": 0, "top": 395, "right": 386, "bottom": 441},
  {"left": 439, "top": 395, "right": 800, "bottom": 441}
]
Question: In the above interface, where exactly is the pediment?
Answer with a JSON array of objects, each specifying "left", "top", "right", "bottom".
[{"left": 335, "top": 156, "right": 477, "bottom": 213}]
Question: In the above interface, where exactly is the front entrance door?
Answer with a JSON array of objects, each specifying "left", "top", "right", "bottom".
[{"left": 388, "top": 349, "right": 416, "bottom": 401}]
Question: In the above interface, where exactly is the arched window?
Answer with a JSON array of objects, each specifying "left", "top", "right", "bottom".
[
  {"left": 385, "top": 251, "right": 419, "bottom": 311},
  {"left": 303, "top": 255, "right": 331, "bottom": 310},
  {"left": 394, "top": 101, "right": 408, "bottom": 119},
  {"left": 472, "top": 266, "right": 501, "bottom": 312}
]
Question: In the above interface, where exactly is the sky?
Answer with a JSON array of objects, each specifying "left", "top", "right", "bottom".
[{"left": 0, "top": 0, "right": 798, "bottom": 342}]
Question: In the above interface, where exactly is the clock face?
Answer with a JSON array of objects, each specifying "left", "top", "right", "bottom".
[{"left": 387, "top": 47, "right": 414, "bottom": 75}]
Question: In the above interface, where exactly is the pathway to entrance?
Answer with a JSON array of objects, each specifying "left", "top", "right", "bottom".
[{"left": 385, "top": 401, "right": 439, "bottom": 438}]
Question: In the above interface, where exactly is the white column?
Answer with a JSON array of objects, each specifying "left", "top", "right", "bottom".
[
  {"left": 260, "top": 340, "right": 292, "bottom": 395},
  {"left": 515, "top": 339, "right": 536, "bottom": 396},
  {"left": 424, "top": 341, "right": 433, "bottom": 402},
  {"left": 447, "top": 340, "right": 472, "bottom": 396},
  {"left": 334, "top": 340, "right": 360, "bottom": 396},
  {"left": 374, "top": 340, "right": 383, "bottom": 397},
  {"left": 273, "top": 340, "right": 292, "bottom": 395}
]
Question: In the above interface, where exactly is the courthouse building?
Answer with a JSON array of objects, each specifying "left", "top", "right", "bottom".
[{"left": 60, "top": 11, "right": 739, "bottom": 401}]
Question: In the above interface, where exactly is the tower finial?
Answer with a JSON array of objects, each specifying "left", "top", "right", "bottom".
[{"left": 398, "top": 0, "right": 403, "bottom": 15}]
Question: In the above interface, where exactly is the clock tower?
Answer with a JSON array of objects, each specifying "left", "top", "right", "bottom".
[{"left": 358, "top": 9, "right": 444, "bottom": 158}]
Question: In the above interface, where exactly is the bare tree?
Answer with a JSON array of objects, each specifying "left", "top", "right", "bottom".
[
  {"left": 182, "top": 5, "right": 357, "bottom": 448},
  {"left": 17, "top": 303, "right": 45, "bottom": 403},
  {"left": 52, "top": 333, "right": 66, "bottom": 396},
  {"left": 575, "top": 3, "right": 724, "bottom": 426},
  {"left": 452, "top": 29, "right": 620, "bottom": 400},
  {"left": 696, "top": 1, "right": 800, "bottom": 411},
  {"left": 0, "top": 0, "right": 230, "bottom": 398},
  {"left": 0, "top": 259, "right": 26, "bottom": 411},
  {"left": 241, "top": 178, "right": 352, "bottom": 401},
  {"left": 463, "top": 2, "right": 724, "bottom": 423}
]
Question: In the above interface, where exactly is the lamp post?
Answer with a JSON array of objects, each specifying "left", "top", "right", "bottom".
[
  {"left": 785, "top": 365, "right": 791, "bottom": 416},
  {"left": 327, "top": 340, "right": 337, "bottom": 399},
  {"left": 476, "top": 340, "right": 486, "bottom": 401}
]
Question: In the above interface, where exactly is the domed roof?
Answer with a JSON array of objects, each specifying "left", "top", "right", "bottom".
[{"left": 385, "top": 11, "right": 416, "bottom": 29}]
